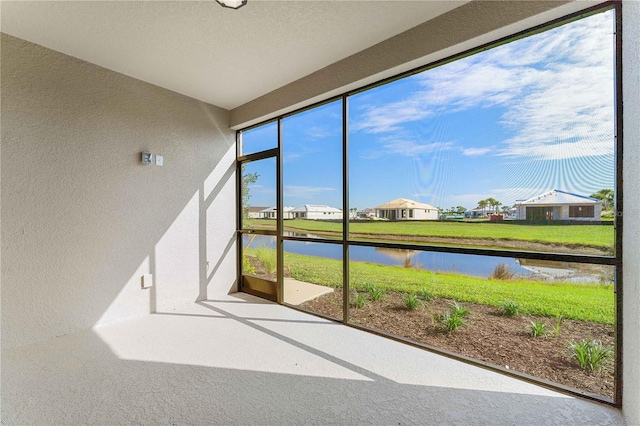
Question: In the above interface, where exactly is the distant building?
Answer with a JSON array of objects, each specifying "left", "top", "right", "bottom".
[
  {"left": 374, "top": 198, "right": 439, "bottom": 220},
  {"left": 291, "top": 204, "right": 343, "bottom": 220},
  {"left": 356, "top": 208, "right": 376, "bottom": 219},
  {"left": 259, "top": 206, "right": 295, "bottom": 219},
  {"left": 247, "top": 206, "right": 269, "bottom": 219},
  {"left": 514, "top": 190, "right": 602, "bottom": 221},
  {"left": 466, "top": 207, "right": 499, "bottom": 218}
]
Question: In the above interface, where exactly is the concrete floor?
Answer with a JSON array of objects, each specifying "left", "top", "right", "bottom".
[{"left": 2, "top": 293, "right": 624, "bottom": 425}]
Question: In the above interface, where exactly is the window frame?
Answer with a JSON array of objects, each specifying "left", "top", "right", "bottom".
[{"left": 236, "top": 1, "right": 623, "bottom": 407}]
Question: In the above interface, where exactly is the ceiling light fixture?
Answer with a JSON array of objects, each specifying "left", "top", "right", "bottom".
[{"left": 216, "top": 0, "right": 247, "bottom": 9}]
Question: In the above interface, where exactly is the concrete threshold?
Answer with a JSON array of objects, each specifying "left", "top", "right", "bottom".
[{"left": 283, "top": 277, "right": 334, "bottom": 305}]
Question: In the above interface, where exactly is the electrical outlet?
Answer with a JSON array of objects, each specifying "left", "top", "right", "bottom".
[{"left": 141, "top": 274, "right": 153, "bottom": 289}]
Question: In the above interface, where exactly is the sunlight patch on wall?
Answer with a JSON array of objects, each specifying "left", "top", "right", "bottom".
[
  {"left": 94, "top": 256, "right": 151, "bottom": 328},
  {"left": 155, "top": 191, "right": 201, "bottom": 312}
]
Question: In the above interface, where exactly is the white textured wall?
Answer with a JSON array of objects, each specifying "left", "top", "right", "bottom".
[
  {"left": 623, "top": 1, "right": 640, "bottom": 424},
  {"left": 1, "top": 34, "right": 237, "bottom": 349}
]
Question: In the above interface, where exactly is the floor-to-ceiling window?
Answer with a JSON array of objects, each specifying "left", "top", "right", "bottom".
[{"left": 237, "top": 3, "right": 621, "bottom": 405}]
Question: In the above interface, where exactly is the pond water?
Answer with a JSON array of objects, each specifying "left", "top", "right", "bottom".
[{"left": 243, "top": 234, "right": 609, "bottom": 282}]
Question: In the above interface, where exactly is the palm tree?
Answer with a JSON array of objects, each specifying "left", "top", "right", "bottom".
[
  {"left": 483, "top": 198, "right": 501, "bottom": 216},
  {"left": 477, "top": 199, "right": 488, "bottom": 216},
  {"left": 493, "top": 200, "right": 502, "bottom": 215}
]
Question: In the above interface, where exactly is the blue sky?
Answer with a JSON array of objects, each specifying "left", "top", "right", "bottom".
[{"left": 242, "top": 9, "right": 615, "bottom": 211}]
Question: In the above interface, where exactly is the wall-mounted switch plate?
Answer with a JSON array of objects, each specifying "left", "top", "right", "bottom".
[
  {"left": 155, "top": 155, "right": 164, "bottom": 166},
  {"left": 141, "top": 274, "right": 153, "bottom": 289},
  {"left": 142, "top": 152, "right": 152, "bottom": 165}
]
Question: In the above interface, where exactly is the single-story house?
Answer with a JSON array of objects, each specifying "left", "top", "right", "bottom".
[
  {"left": 374, "top": 198, "right": 439, "bottom": 221},
  {"left": 259, "top": 206, "right": 295, "bottom": 219},
  {"left": 247, "top": 206, "right": 269, "bottom": 219},
  {"left": 291, "top": 204, "right": 343, "bottom": 220},
  {"left": 514, "top": 190, "right": 602, "bottom": 221},
  {"left": 356, "top": 208, "right": 376, "bottom": 219},
  {"left": 466, "top": 207, "right": 500, "bottom": 218}
]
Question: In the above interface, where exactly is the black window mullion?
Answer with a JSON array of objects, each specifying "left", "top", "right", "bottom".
[
  {"left": 342, "top": 96, "right": 350, "bottom": 324},
  {"left": 277, "top": 118, "right": 284, "bottom": 304}
]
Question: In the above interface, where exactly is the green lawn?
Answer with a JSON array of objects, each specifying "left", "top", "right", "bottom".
[
  {"left": 282, "top": 252, "right": 614, "bottom": 324},
  {"left": 246, "top": 219, "right": 613, "bottom": 250}
]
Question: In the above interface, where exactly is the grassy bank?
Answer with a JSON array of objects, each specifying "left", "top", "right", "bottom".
[
  {"left": 246, "top": 219, "right": 613, "bottom": 250},
  {"left": 279, "top": 252, "right": 614, "bottom": 324}
]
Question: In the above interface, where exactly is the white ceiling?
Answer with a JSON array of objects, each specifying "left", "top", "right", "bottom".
[{"left": 0, "top": 1, "right": 468, "bottom": 110}]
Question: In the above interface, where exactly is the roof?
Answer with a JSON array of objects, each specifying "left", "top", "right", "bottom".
[
  {"left": 374, "top": 198, "right": 437, "bottom": 210},
  {"left": 247, "top": 206, "right": 269, "bottom": 213},
  {"left": 259, "top": 206, "right": 295, "bottom": 213},
  {"left": 291, "top": 204, "right": 342, "bottom": 213},
  {"left": 516, "top": 190, "right": 601, "bottom": 206}
]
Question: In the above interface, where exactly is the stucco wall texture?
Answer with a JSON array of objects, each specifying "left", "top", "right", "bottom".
[
  {"left": 1, "top": 34, "right": 237, "bottom": 349},
  {"left": 623, "top": 2, "right": 640, "bottom": 424}
]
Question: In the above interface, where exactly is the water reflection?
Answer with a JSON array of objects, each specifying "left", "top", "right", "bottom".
[
  {"left": 375, "top": 247, "right": 420, "bottom": 269},
  {"left": 516, "top": 258, "right": 612, "bottom": 283},
  {"left": 283, "top": 231, "right": 325, "bottom": 239},
  {"left": 242, "top": 234, "right": 611, "bottom": 282}
]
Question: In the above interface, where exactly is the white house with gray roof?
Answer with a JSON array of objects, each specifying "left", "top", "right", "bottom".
[
  {"left": 259, "top": 206, "right": 295, "bottom": 219},
  {"left": 514, "top": 190, "right": 602, "bottom": 221},
  {"left": 291, "top": 204, "right": 343, "bottom": 220}
]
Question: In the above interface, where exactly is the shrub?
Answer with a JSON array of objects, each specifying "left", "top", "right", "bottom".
[
  {"left": 254, "top": 247, "right": 277, "bottom": 274},
  {"left": 529, "top": 320, "right": 548, "bottom": 337},
  {"left": 501, "top": 300, "right": 520, "bottom": 317},
  {"left": 570, "top": 339, "right": 613, "bottom": 371},
  {"left": 554, "top": 315, "right": 563, "bottom": 337},
  {"left": 418, "top": 288, "right": 433, "bottom": 302},
  {"left": 403, "top": 293, "right": 422, "bottom": 310},
  {"left": 450, "top": 301, "right": 470, "bottom": 318},
  {"left": 242, "top": 254, "right": 255, "bottom": 275},
  {"left": 490, "top": 263, "right": 516, "bottom": 280},
  {"left": 351, "top": 292, "right": 367, "bottom": 309},
  {"left": 441, "top": 312, "right": 465, "bottom": 332},
  {"left": 366, "top": 285, "right": 385, "bottom": 302},
  {"left": 428, "top": 309, "right": 437, "bottom": 325}
]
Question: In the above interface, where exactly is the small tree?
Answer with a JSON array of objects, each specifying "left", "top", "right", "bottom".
[
  {"left": 590, "top": 189, "right": 614, "bottom": 210},
  {"left": 241, "top": 165, "right": 259, "bottom": 220}
]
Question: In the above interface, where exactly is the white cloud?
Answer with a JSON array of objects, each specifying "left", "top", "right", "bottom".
[
  {"left": 461, "top": 147, "right": 493, "bottom": 156},
  {"left": 248, "top": 184, "right": 275, "bottom": 195},
  {"left": 351, "top": 99, "right": 432, "bottom": 134},
  {"left": 380, "top": 138, "right": 454, "bottom": 157},
  {"left": 359, "top": 136, "right": 453, "bottom": 159},
  {"left": 283, "top": 153, "right": 303, "bottom": 162},
  {"left": 351, "top": 10, "right": 615, "bottom": 161},
  {"left": 306, "top": 126, "right": 338, "bottom": 140}
]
